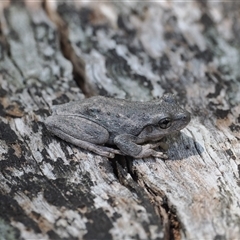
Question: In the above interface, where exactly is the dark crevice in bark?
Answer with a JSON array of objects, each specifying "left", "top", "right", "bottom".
[
  {"left": 110, "top": 156, "right": 164, "bottom": 238},
  {"left": 115, "top": 156, "right": 182, "bottom": 240},
  {"left": 111, "top": 155, "right": 182, "bottom": 239},
  {"left": 42, "top": 0, "right": 96, "bottom": 98},
  {"left": 111, "top": 156, "right": 175, "bottom": 240},
  {"left": 142, "top": 181, "right": 183, "bottom": 240},
  {"left": 110, "top": 154, "right": 182, "bottom": 240}
]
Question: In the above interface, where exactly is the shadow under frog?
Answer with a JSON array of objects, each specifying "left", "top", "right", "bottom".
[
  {"left": 45, "top": 94, "right": 192, "bottom": 160},
  {"left": 165, "top": 132, "right": 204, "bottom": 161}
]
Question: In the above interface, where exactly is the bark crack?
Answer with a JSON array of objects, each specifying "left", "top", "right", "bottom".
[
  {"left": 42, "top": 0, "right": 96, "bottom": 98},
  {"left": 111, "top": 155, "right": 182, "bottom": 240},
  {"left": 141, "top": 180, "right": 183, "bottom": 240}
]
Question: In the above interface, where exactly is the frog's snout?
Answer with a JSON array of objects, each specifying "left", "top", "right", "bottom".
[
  {"left": 182, "top": 111, "right": 191, "bottom": 124},
  {"left": 45, "top": 116, "right": 56, "bottom": 131}
]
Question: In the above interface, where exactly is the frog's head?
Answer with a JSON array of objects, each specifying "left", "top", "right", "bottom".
[
  {"left": 138, "top": 94, "right": 191, "bottom": 141},
  {"left": 159, "top": 93, "right": 190, "bottom": 130}
]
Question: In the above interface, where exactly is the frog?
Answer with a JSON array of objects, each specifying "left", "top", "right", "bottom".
[{"left": 45, "top": 94, "right": 190, "bottom": 159}]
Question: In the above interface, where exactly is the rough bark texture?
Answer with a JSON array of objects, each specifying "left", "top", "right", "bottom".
[{"left": 0, "top": 1, "right": 240, "bottom": 240}]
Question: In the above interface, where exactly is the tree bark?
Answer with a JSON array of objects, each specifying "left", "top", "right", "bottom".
[{"left": 0, "top": 1, "right": 240, "bottom": 239}]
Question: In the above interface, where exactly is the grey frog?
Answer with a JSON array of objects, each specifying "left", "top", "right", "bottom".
[{"left": 45, "top": 94, "right": 190, "bottom": 159}]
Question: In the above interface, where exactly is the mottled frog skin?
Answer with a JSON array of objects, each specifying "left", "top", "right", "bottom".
[{"left": 45, "top": 94, "right": 190, "bottom": 158}]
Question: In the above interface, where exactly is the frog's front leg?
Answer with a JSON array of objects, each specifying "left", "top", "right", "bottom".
[
  {"left": 45, "top": 116, "right": 122, "bottom": 158},
  {"left": 114, "top": 135, "right": 168, "bottom": 159}
]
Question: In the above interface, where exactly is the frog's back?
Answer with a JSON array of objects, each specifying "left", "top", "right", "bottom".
[
  {"left": 57, "top": 96, "right": 149, "bottom": 116},
  {"left": 54, "top": 96, "right": 155, "bottom": 136}
]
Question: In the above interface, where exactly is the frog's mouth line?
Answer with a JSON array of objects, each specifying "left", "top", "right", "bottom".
[
  {"left": 137, "top": 132, "right": 166, "bottom": 142},
  {"left": 137, "top": 125, "right": 187, "bottom": 142}
]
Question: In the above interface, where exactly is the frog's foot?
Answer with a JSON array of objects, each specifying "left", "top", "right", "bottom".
[
  {"left": 83, "top": 144, "right": 112, "bottom": 158},
  {"left": 73, "top": 140, "right": 123, "bottom": 158},
  {"left": 91, "top": 145, "right": 123, "bottom": 158},
  {"left": 146, "top": 141, "right": 169, "bottom": 151},
  {"left": 71, "top": 139, "right": 123, "bottom": 158},
  {"left": 134, "top": 143, "right": 168, "bottom": 159}
]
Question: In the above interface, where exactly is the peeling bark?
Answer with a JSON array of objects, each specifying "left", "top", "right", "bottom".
[{"left": 0, "top": 1, "right": 240, "bottom": 240}]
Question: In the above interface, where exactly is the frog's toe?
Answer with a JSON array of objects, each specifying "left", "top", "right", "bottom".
[
  {"left": 97, "top": 151, "right": 115, "bottom": 158},
  {"left": 107, "top": 152, "right": 115, "bottom": 158},
  {"left": 152, "top": 151, "right": 168, "bottom": 159}
]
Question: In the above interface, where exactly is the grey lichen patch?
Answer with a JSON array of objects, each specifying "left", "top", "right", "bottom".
[
  {"left": 0, "top": 218, "right": 20, "bottom": 240},
  {"left": 0, "top": 193, "right": 41, "bottom": 234},
  {"left": 3, "top": 3, "right": 73, "bottom": 87}
]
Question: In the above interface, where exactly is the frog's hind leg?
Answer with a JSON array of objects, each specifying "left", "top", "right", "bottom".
[
  {"left": 53, "top": 132, "right": 122, "bottom": 158},
  {"left": 45, "top": 116, "right": 122, "bottom": 158}
]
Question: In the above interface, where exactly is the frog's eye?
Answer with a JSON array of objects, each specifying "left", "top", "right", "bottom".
[{"left": 158, "top": 118, "right": 172, "bottom": 129}]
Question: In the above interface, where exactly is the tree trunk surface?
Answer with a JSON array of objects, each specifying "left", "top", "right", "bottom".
[{"left": 0, "top": 1, "right": 240, "bottom": 240}]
